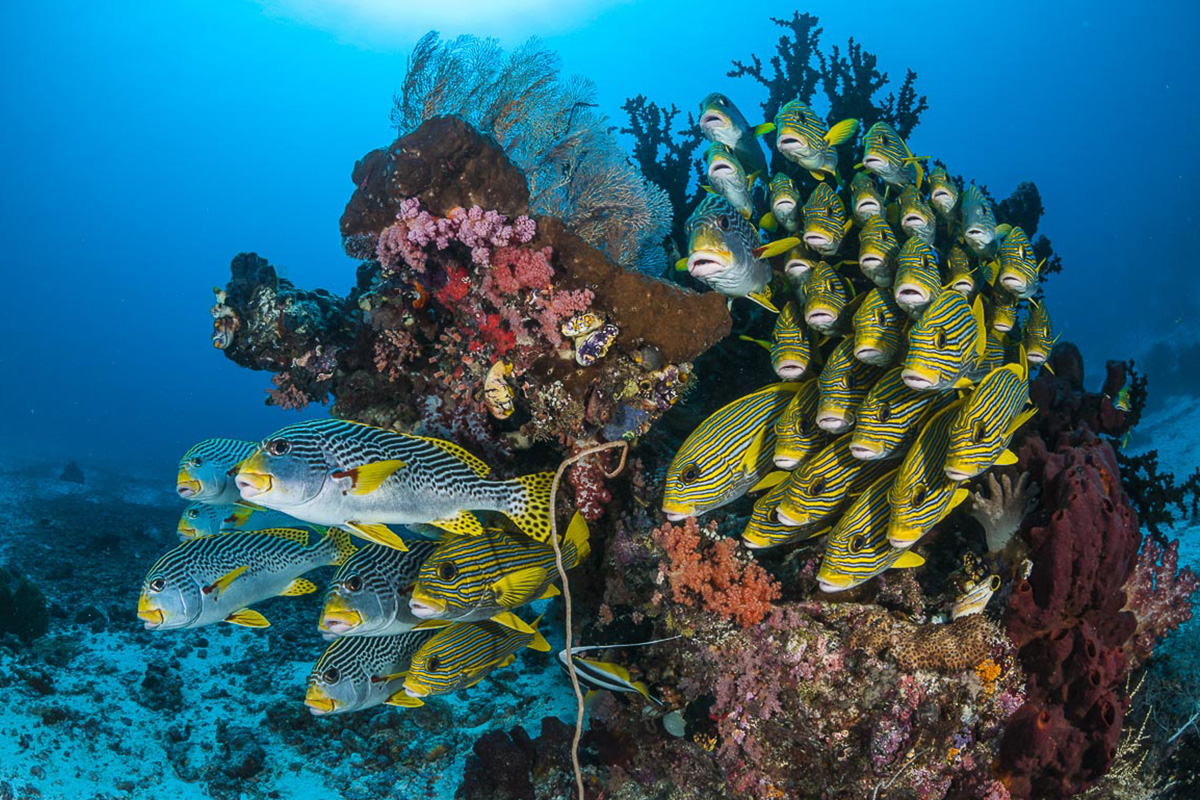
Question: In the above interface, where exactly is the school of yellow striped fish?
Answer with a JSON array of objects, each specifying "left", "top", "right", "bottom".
[
  {"left": 136, "top": 425, "right": 653, "bottom": 716},
  {"left": 671, "top": 94, "right": 1053, "bottom": 599}
]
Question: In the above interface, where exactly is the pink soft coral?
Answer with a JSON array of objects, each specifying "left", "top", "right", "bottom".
[{"left": 1123, "top": 536, "right": 1199, "bottom": 667}]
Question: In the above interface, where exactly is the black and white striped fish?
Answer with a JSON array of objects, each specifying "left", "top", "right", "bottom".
[
  {"left": 320, "top": 540, "right": 439, "bottom": 638},
  {"left": 305, "top": 630, "right": 437, "bottom": 715},
  {"left": 176, "top": 438, "right": 258, "bottom": 504},
  {"left": 137, "top": 527, "right": 355, "bottom": 630},
  {"left": 556, "top": 636, "right": 681, "bottom": 706}
]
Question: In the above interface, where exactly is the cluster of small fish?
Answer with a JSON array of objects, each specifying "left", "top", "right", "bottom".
[
  {"left": 663, "top": 93, "right": 1057, "bottom": 599},
  {"left": 136, "top": 421, "right": 655, "bottom": 715}
]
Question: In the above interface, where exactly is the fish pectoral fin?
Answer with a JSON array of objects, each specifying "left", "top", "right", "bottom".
[
  {"left": 738, "top": 334, "right": 773, "bottom": 352},
  {"left": 891, "top": 551, "right": 926, "bottom": 569},
  {"left": 949, "top": 488, "right": 971, "bottom": 511},
  {"left": 206, "top": 565, "right": 249, "bottom": 597},
  {"left": 631, "top": 680, "right": 663, "bottom": 706},
  {"left": 490, "top": 611, "right": 536, "bottom": 635},
  {"left": 745, "top": 290, "right": 780, "bottom": 313},
  {"left": 995, "top": 449, "right": 1019, "bottom": 466},
  {"left": 753, "top": 122, "right": 775, "bottom": 137},
  {"left": 1006, "top": 407, "right": 1038, "bottom": 437},
  {"left": 428, "top": 510, "right": 485, "bottom": 538},
  {"left": 280, "top": 578, "right": 318, "bottom": 597},
  {"left": 759, "top": 211, "right": 778, "bottom": 232},
  {"left": 341, "top": 459, "right": 407, "bottom": 495},
  {"left": 752, "top": 237, "right": 800, "bottom": 259},
  {"left": 345, "top": 522, "right": 409, "bottom": 551},
  {"left": 407, "top": 435, "right": 492, "bottom": 478},
  {"left": 825, "top": 118, "right": 859, "bottom": 146},
  {"left": 234, "top": 500, "right": 268, "bottom": 512},
  {"left": 538, "top": 584, "right": 562, "bottom": 600},
  {"left": 701, "top": 184, "right": 716, "bottom": 194},
  {"left": 490, "top": 568, "right": 549, "bottom": 608},
  {"left": 952, "top": 377, "right": 975, "bottom": 390},
  {"left": 674, "top": 257, "right": 689, "bottom": 272},
  {"left": 749, "top": 470, "right": 789, "bottom": 493},
  {"left": 385, "top": 692, "right": 424, "bottom": 708},
  {"left": 378, "top": 671, "right": 408, "bottom": 682},
  {"left": 995, "top": 223, "right": 1012, "bottom": 239},
  {"left": 224, "top": 608, "right": 270, "bottom": 628},
  {"left": 498, "top": 654, "right": 517, "bottom": 668},
  {"left": 739, "top": 425, "right": 773, "bottom": 480},
  {"left": 809, "top": 170, "right": 828, "bottom": 182}
]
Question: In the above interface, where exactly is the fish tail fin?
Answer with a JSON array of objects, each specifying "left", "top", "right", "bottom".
[
  {"left": 564, "top": 511, "right": 591, "bottom": 567},
  {"left": 323, "top": 526, "right": 358, "bottom": 566},
  {"left": 528, "top": 614, "right": 551, "bottom": 652},
  {"left": 505, "top": 472, "right": 556, "bottom": 543}
]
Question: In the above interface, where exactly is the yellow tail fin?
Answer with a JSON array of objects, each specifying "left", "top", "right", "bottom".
[{"left": 507, "top": 472, "right": 556, "bottom": 543}]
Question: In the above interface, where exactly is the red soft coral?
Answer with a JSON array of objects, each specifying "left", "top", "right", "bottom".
[{"left": 1123, "top": 536, "right": 1199, "bottom": 667}]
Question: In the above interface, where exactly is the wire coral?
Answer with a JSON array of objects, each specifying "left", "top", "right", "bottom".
[
  {"left": 392, "top": 32, "right": 670, "bottom": 270},
  {"left": 651, "top": 517, "right": 780, "bottom": 627}
]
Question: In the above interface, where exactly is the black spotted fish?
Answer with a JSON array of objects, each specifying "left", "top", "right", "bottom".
[
  {"left": 772, "top": 379, "right": 826, "bottom": 470},
  {"left": 802, "top": 182, "right": 852, "bottom": 256},
  {"left": 902, "top": 290, "right": 986, "bottom": 391},
  {"left": 761, "top": 173, "right": 801, "bottom": 234},
  {"left": 860, "top": 121, "right": 924, "bottom": 188},
  {"left": 928, "top": 165, "right": 959, "bottom": 219},
  {"left": 683, "top": 194, "right": 781, "bottom": 311},
  {"left": 943, "top": 353, "right": 1036, "bottom": 482},
  {"left": 663, "top": 383, "right": 800, "bottom": 520},
  {"left": 856, "top": 215, "right": 900, "bottom": 288},
  {"left": 851, "top": 366, "right": 958, "bottom": 461},
  {"left": 703, "top": 143, "right": 756, "bottom": 219},
  {"left": 852, "top": 287, "right": 908, "bottom": 367},
  {"left": 893, "top": 238, "right": 942, "bottom": 318},
  {"left": 850, "top": 172, "right": 886, "bottom": 224},
  {"left": 698, "top": 92, "right": 769, "bottom": 179},
  {"left": 898, "top": 185, "right": 936, "bottom": 244},
  {"left": 817, "top": 469, "right": 926, "bottom": 592},
  {"left": 741, "top": 478, "right": 827, "bottom": 550},
  {"left": 177, "top": 438, "right": 258, "bottom": 504},
  {"left": 408, "top": 514, "right": 588, "bottom": 627},
  {"left": 137, "top": 527, "right": 356, "bottom": 630},
  {"left": 304, "top": 630, "right": 437, "bottom": 715},
  {"left": 770, "top": 300, "right": 818, "bottom": 380},
  {"left": 995, "top": 226, "right": 1040, "bottom": 299},
  {"left": 234, "top": 418, "right": 554, "bottom": 549},
  {"left": 887, "top": 399, "right": 971, "bottom": 547},
  {"left": 775, "top": 436, "right": 895, "bottom": 528},
  {"left": 771, "top": 100, "right": 858, "bottom": 182},
  {"left": 804, "top": 260, "right": 856, "bottom": 336},
  {"left": 817, "top": 339, "right": 887, "bottom": 434},
  {"left": 319, "top": 541, "right": 438, "bottom": 638},
  {"left": 401, "top": 616, "right": 550, "bottom": 705},
  {"left": 1022, "top": 300, "right": 1057, "bottom": 365}
]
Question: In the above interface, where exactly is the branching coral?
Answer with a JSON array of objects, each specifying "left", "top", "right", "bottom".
[
  {"left": 1115, "top": 448, "right": 1200, "bottom": 544},
  {"left": 728, "top": 11, "right": 824, "bottom": 121},
  {"left": 968, "top": 472, "right": 1040, "bottom": 554},
  {"left": 651, "top": 517, "right": 780, "bottom": 627}
]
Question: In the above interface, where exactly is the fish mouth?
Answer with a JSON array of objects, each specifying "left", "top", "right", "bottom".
[
  {"left": 932, "top": 189, "right": 953, "bottom": 204},
  {"left": 774, "top": 199, "right": 796, "bottom": 214},
  {"left": 862, "top": 154, "right": 887, "bottom": 171},
  {"left": 887, "top": 524, "right": 922, "bottom": 547},
  {"left": 964, "top": 226, "right": 991, "bottom": 243},
  {"left": 895, "top": 283, "right": 929, "bottom": 306},
  {"left": 741, "top": 532, "right": 777, "bottom": 550},
  {"left": 773, "top": 455, "right": 801, "bottom": 470},
  {"left": 775, "top": 507, "right": 807, "bottom": 527},
  {"left": 993, "top": 318, "right": 1014, "bottom": 333},
  {"left": 137, "top": 597, "right": 165, "bottom": 630},
  {"left": 902, "top": 214, "right": 927, "bottom": 228},
  {"left": 176, "top": 475, "right": 202, "bottom": 499},
  {"left": 951, "top": 280, "right": 974, "bottom": 294},
  {"left": 687, "top": 251, "right": 731, "bottom": 278},
  {"left": 235, "top": 471, "right": 273, "bottom": 498},
  {"left": 901, "top": 368, "right": 937, "bottom": 390},
  {"left": 709, "top": 162, "right": 735, "bottom": 178},
  {"left": 177, "top": 523, "right": 199, "bottom": 539},
  {"left": 999, "top": 275, "right": 1028, "bottom": 295},
  {"left": 803, "top": 232, "right": 832, "bottom": 250},
  {"left": 1026, "top": 350, "right": 1047, "bottom": 364},
  {"left": 699, "top": 112, "right": 728, "bottom": 131},
  {"left": 320, "top": 609, "right": 364, "bottom": 634},
  {"left": 943, "top": 465, "right": 975, "bottom": 482},
  {"left": 784, "top": 259, "right": 813, "bottom": 278},
  {"left": 817, "top": 412, "right": 852, "bottom": 434},
  {"left": 854, "top": 345, "right": 883, "bottom": 364},
  {"left": 776, "top": 135, "right": 809, "bottom": 155},
  {"left": 408, "top": 592, "right": 445, "bottom": 619},
  {"left": 859, "top": 254, "right": 883, "bottom": 271},
  {"left": 661, "top": 502, "right": 694, "bottom": 522},
  {"left": 304, "top": 686, "right": 337, "bottom": 716},
  {"left": 856, "top": 199, "right": 880, "bottom": 216},
  {"left": 816, "top": 571, "right": 853, "bottom": 593},
  {"left": 849, "top": 442, "right": 881, "bottom": 460},
  {"left": 774, "top": 360, "right": 809, "bottom": 380},
  {"left": 403, "top": 681, "right": 430, "bottom": 699},
  {"left": 805, "top": 309, "right": 835, "bottom": 328}
]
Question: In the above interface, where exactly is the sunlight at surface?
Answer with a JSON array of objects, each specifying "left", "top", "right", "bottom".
[{"left": 257, "top": 0, "right": 627, "bottom": 45}]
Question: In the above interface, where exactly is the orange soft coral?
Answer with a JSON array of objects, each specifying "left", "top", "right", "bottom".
[{"left": 652, "top": 517, "right": 781, "bottom": 627}]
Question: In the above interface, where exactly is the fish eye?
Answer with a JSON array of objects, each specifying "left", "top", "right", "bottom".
[
  {"left": 437, "top": 562, "right": 458, "bottom": 582},
  {"left": 267, "top": 439, "right": 292, "bottom": 456},
  {"left": 935, "top": 328, "right": 948, "bottom": 349},
  {"left": 876, "top": 309, "right": 887, "bottom": 327},
  {"left": 878, "top": 402, "right": 892, "bottom": 423},
  {"left": 973, "top": 420, "right": 988, "bottom": 445},
  {"left": 797, "top": 418, "right": 810, "bottom": 434},
  {"left": 344, "top": 575, "right": 363, "bottom": 593},
  {"left": 186, "top": 508, "right": 199, "bottom": 519},
  {"left": 148, "top": 578, "right": 166, "bottom": 593},
  {"left": 680, "top": 464, "right": 701, "bottom": 484},
  {"left": 190, "top": 457, "right": 203, "bottom": 468},
  {"left": 912, "top": 485, "right": 927, "bottom": 506},
  {"left": 322, "top": 667, "right": 340, "bottom": 684},
  {"left": 843, "top": 372, "right": 856, "bottom": 390},
  {"left": 811, "top": 479, "right": 827, "bottom": 496},
  {"left": 717, "top": 215, "right": 730, "bottom": 231},
  {"left": 427, "top": 656, "right": 442, "bottom": 672},
  {"left": 849, "top": 535, "right": 866, "bottom": 553}
]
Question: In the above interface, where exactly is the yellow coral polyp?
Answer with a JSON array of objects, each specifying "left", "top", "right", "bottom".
[{"left": 975, "top": 658, "right": 1003, "bottom": 695}]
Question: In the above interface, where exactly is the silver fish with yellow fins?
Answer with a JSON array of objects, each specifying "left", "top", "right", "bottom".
[
  {"left": 770, "top": 100, "right": 858, "bottom": 182},
  {"left": 860, "top": 121, "right": 924, "bottom": 188},
  {"left": 401, "top": 615, "right": 551, "bottom": 705},
  {"left": 802, "top": 182, "right": 852, "bottom": 256},
  {"left": 663, "top": 383, "right": 800, "bottom": 520},
  {"left": 995, "top": 226, "right": 1040, "bottom": 299},
  {"left": 901, "top": 291, "right": 987, "bottom": 391},
  {"left": 775, "top": 436, "right": 896, "bottom": 528},
  {"left": 817, "top": 338, "right": 887, "bottom": 434},
  {"left": 177, "top": 502, "right": 320, "bottom": 541},
  {"left": 703, "top": 142, "right": 756, "bottom": 219},
  {"left": 761, "top": 173, "right": 801, "bottom": 234},
  {"left": 408, "top": 514, "right": 589, "bottom": 628},
  {"left": 304, "top": 630, "right": 437, "bottom": 715},
  {"left": 817, "top": 469, "right": 926, "bottom": 592},
  {"left": 850, "top": 172, "right": 886, "bottom": 224},
  {"left": 928, "top": 165, "right": 959, "bottom": 219},
  {"left": 893, "top": 238, "right": 942, "bottom": 318},
  {"left": 943, "top": 351, "right": 1036, "bottom": 482},
  {"left": 852, "top": 287, "right": 908, "bottom": 367},
  {"left": 138, "top": 526, "right": 356, "bottom": 630},
  {"left": 856, "top": 215, "right": 900, "bottom": 288},
  {"left": 177, "top": 438, "right": 258, "bottom": 504},
  {"left": 772, "top": 379, "right": 826, "bottom": 470},
  {"left": 682, "top": 194, "right": 783, "bottom": 311},
  {"left": 898, "top": 185, "right": 936, "bottom": 244},
  {"left": 850, "top": 366, "right": 957, "bottom": 461},
  {"left": 887, "top": 399, "right": 972, "bottom": 547},
  {"left": 1023, "top": 299, "right": 1057, "bottom": 365},
  {"left": 320, "top": 541, "right": 438, "bottom": 638},
  {"left": 234, "top": 418, "right": 555, "bottom": 549},
  {"left": 698, "top": 92, "right": 769, "bottom": 180}
]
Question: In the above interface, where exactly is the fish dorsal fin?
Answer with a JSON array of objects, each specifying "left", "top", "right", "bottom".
[
  {"left": 891, "top": 550, "right": 926, "bottom": 569},
  {"left": 407, "top": 435, "right": 491, "bottom": 478},
  {"left": 385, "top": 692, "right": 424, "bottom": 708},
  {"left": 206, "top": 565, "right": 249, "bottom": 597},
  {"left": 1006, "top": 407, "right": 1038, "bottom": 437},
  {"left": 224, "top": 608, "right": 270, "bottom": 628},
  {"left": 280, "top": 578, "right": 317, "bottom": 596},
  {"left": 323, "top": 527, "right": 358, "bottom": 566},
  {"left": 259, "top": 527, "right": 310, "bottom": 546},
  {"left": 491, "top": 611, "right": 536, "bottom": 635},
  {"left": 995, "top": 449, "right": 1019, "bottom": 466},
  {"left": 428, "top": 510, "right": 485, "bottom": 538},
  {"left": 825, "top": 118, "right": 858, "bottom": 147},
  {"left": 971, "top": 296, "right": 987, "bottom": 358},
  {"left": 344, "top": 521, "right": 409, "bottom": 551},
  {"left": 489, "top": 567, "right": 549, "bottom": 608},
  {"left": 753, "top": 236, "right": 801, "bottom": 259},
  {"left": 749, "top": 470, "right": 789, "bottom": 492}
]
